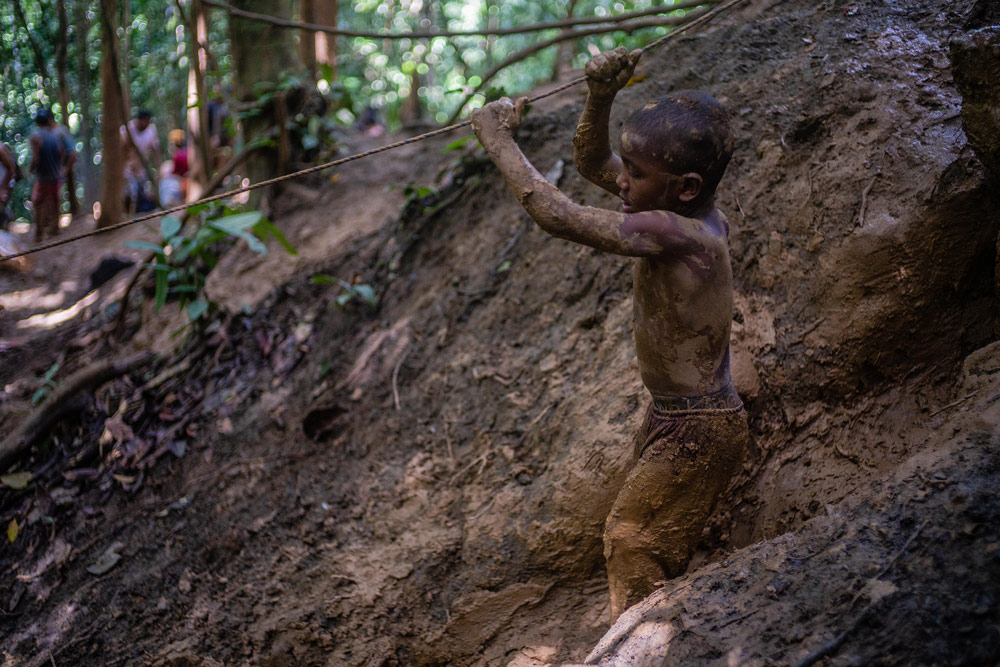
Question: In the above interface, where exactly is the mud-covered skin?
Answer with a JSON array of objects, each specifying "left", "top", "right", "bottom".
[
  {"left": 572, "top": 46, "right": 641, "bottom": 195},
  {"left": 472, "top": 98, "right": 735, "bottom": 399},
  {"left": 604, "top": 404, "right": 748, "bottom": 622}
]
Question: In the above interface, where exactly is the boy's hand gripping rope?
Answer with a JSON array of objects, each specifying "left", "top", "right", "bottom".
[{"left": 0, "top": 0, "right": 745, "bottom": 265}]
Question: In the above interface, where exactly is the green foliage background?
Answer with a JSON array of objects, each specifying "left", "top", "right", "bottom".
[{"left": 0, "top": 0, "right": 691, "bottom": 222}]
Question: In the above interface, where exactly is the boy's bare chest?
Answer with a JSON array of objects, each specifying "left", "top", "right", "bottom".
[
  {"left": 632, "top": 255, "right": 732, "bottom": 322},
  {"left": 630, "top": 256, "right": 735, "bottom": 395}
]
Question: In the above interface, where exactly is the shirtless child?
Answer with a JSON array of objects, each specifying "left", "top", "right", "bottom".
[{"left": 470, "top": 47, "right": 749, "bottom": 623}]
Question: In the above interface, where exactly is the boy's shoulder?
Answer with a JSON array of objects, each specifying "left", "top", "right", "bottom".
[{"left": 623, "top": 207, "right": 730, "bottom": 245}]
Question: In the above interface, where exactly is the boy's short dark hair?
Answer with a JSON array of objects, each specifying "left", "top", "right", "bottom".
[
  {"left": 34, "top": 108, "right": 52, "bottom": 126},
  {"left": 137, "top": 110, "right": 153, "bottom": 120},
  {"left": 623, "top": 90, "right": 734, "bottom": 195}
]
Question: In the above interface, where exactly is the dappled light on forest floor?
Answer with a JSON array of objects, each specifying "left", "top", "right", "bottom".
[
  {"left": 14, "top": 290, "right": 97, "bottom": 332},
  {"left": 0, "top": 282, "right": 80, "bottom": 312}
]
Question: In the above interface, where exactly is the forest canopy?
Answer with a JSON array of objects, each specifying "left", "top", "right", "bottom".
[{"left": 0, "top": 0, "right": 704, "bottom": 222}]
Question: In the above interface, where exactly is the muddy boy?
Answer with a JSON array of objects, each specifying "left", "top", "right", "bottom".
[{"left": 471, "top": 47, "right": 749, "bottom": 623}]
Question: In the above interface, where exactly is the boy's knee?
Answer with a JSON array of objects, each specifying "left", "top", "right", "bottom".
[{"left": 603, "top": 512, "right": 646, "bottom": 563}]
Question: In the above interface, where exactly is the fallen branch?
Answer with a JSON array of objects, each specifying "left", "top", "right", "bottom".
[
  {"left": 98, "top": 7, "right": 161, "bottom": 201},
  {"left": 929, "top": 390, "right": 979, "bottom": 417},
  {"left": 204, "top": 0, "right": 716, "bottom": 40},
  {"left": 0, "top": 352, "right": 155, "bottom": 472}
]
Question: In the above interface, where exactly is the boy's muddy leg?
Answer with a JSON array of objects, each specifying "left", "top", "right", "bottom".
[{"left": 603, "top": 407, "right": 747, "bottom": 623}]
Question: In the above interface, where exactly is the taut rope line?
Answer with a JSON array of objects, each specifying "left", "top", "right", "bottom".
[{"left": 0, "top": 0, "right": 745, "bottom": 264}]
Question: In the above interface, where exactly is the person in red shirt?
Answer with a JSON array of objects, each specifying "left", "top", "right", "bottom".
[{"left": 168, "top": 129, "right": 189, "bottom": 178}]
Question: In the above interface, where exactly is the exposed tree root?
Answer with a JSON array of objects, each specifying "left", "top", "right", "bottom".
[{"left": 0, "top": 351, "right": 155, "bottom": 472}]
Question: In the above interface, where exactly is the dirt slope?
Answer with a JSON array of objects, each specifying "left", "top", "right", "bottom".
[{"left": 1, "top": 0, "right": 998, "bottom": 665}]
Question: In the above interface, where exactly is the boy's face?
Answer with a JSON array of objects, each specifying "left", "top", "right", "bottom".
[
  {"left": 616, "top": 145, "right": 683, "bottom": 214},
  {"left": 616, "top": 127, "right": 703, "bottom": 215}
]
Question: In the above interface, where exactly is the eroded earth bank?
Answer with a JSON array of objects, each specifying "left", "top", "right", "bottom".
[{"left": 2, "top": 0, "right": 999, "bottom": 664}]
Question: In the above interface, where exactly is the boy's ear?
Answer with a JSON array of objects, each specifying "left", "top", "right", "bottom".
[{"left": 678, "top": 173, "right": 703, "bottom": 202}]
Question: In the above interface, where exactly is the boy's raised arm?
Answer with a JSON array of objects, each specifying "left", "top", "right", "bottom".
[
  {"left": 472, "top": 99, "right": 706, "bottom": 259},
  {"left": 572, "top": 47, "right": 641, "bottom": 196}
]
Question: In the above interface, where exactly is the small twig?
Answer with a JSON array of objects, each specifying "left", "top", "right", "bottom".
[
  {"left": 714, "top": 607, "right": 760, "bottom": 630},
  {"left": 443, "top": 419, "right": 456, "bottom": 464},
  {"left": 527, "top": 403, "right": 554, "bottom": 428},
  {"left": 735, "top": 196, "right": 746, "bottom": 222},
  {"left": 789, "top": 317, "right": 824, "bottom": 345},
  {"left": 469, "top": 496, "right": 496, "bottom": 520},
  {"left": 929, "top": 390, "right": 979, "bottom": 418},
  {"left": 856, "top": 173, "right": 879, "bottom": 227},
  {"left": 392, "top": 344, "right": 412, "bottom": 411},
  {"left": 874, "top": 520, "right": 926, "bottom": 581},
  {"left": 450, "top": 450, "right": 490, "bottom": 486},
  {"left": 833, "top": 442, "right": 860, "bottom": 466}
]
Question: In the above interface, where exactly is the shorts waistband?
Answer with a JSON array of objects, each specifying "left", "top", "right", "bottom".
[{"left": 651, "top": 382, "right": 743, "bottom": 412}]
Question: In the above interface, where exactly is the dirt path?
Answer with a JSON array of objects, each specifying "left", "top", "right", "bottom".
[{"left": 0, "top": 215, "right": 156, "bottom": 340}]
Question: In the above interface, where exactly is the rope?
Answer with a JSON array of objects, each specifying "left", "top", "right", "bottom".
[{"left": 0, "top": 0, "right": 745, "bottom": 265}]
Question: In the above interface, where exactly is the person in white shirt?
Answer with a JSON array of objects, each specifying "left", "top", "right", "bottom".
[{"left": 121, "top": 110, "right": 161, "bottom": 213}]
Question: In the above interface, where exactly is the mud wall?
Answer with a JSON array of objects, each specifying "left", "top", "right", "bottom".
[{"left": 289, "top": 2, "right": 1000, "bottom": 661}]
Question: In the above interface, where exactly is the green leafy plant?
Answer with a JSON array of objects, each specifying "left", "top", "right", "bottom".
[
  {"left": 125, "top": 207, "right": 296, "bottom": 324},
  {"left": 31, "top": 362, "right": 59, "bottom": 405},
  {"left": 310, "top": 274, "right": 378, "bottom": 308},
  {"left": 442, "top": 135, "right": 478, "bottom": 153}
]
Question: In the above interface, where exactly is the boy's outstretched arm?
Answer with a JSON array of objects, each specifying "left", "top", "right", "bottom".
[
  {"left": 472, "top": 98, "right": 706, "bottom": 259},
  {"left": 572, "top": 47, "right": 641, "bottom": 196}
]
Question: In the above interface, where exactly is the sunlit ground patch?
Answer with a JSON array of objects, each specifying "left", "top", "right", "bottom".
[
  {"left": 15, "top": 290, "right": 99, "bottom": 332},
  {"left": 0, "top": 282, "right": 80, "bottom": 312}
]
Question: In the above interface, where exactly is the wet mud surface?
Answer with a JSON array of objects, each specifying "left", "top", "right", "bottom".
[{"left": 2, "top": 0, "right": 999, "bottom": 664}]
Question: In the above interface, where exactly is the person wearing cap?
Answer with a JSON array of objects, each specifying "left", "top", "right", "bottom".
[
  {"left": 158, "top": 130, "right": 188, "bottom": 208},
  {"left": 168, "top": 129, "right": 189, "bottom": 178},
  {"left": 29, "top": 109, "right": 65, "bottom": 242}
]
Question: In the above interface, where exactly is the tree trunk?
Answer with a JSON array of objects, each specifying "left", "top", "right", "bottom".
[
  {"left": 56, "top": 0, "right": 80, "bottom": 215},
  {"left": 313, "top": 0, "right": 337, "bottom": 79},
  {"left": 56, "top": 0, "right": 71, "bottom": 121},
  {"left": 76, "top": 0, "right": 98, "bottom": 209},
  {"left": 298, "top": 0, "right": 317, "bottom": 79},
  {"left": 99, "top": 0, "right": 125, "bottom": 228},
  {"left": 13, "top": 0, "right": 56, "bottom": 103},
  {"left": 187, "top": 0, "right": 213, "bottom": 201},
  {"left": 121, "top": 0, "right": 132, "bottom": 113},
  {"left": 483, "top": 0, "right": 499, "bottom": 67},
  {"left": 551, "top": 0, "right": 581, "bottom": 82},
  {"left": 229, "top": 0, "right": 298, "bottom": 204}
]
